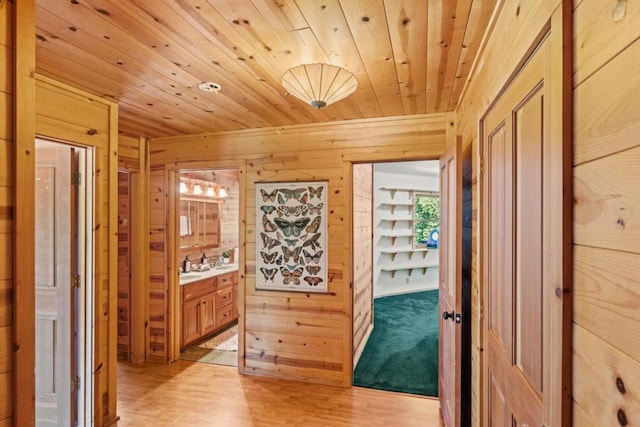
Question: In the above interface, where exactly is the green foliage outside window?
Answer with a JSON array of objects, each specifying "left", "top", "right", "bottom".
[{"left": 414, "top": 195, "right": 440, "bottom": 246}]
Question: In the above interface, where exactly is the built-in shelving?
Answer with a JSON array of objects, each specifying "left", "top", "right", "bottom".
[{"left": 378, "top": 187, "right": 439, "bottom": 278}]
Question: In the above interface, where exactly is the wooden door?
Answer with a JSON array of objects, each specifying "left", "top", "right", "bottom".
[
  {"left": 439, "top": 138, "right": 462, "bottom": 427},
  {"left": 481, "top": 31, "right": 566, "bottom": 425},
  {"left": 35, "top": 142, "right": 75, "bottom": 426}
]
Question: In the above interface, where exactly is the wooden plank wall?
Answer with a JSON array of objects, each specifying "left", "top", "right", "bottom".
[
  {"left": 117, "top": 134, "right": 149, "bottom": 364},
  {"left": 572, "top": 0, "right": 640, "bottom": 423},
  {"left": 148, "top": 168, "right": 168, "bottom": 362},
  {"left": 117, "top": 171, "right": 130, "bottom": 359},
  {"left": 35, "top": 76, "right": 118, "bottom": 426},
  {"left": 453, "top": 0, "right": 561, "bottom": 425},
  {"left": 149, "top": 115, "right": 447, "bottom": 385},
  {"left": 352, "top": 163, "right": 373, "bottom": 367},
  {"left": 0, "top": 1, "right": 13, "bottom": 424}
]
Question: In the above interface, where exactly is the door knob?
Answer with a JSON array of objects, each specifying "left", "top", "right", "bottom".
[{"left": 442, "top": 311, "right": 455, "bottom": 321}]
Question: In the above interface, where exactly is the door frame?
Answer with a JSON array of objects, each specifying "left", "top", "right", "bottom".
[
  {"left": 347, "top": 154, "right": 462, "bottom": 393},
  {"left": 477, "top": 8, "right": 572, "bottom": 426},
  {"left": 166, "top": 161, "right": 246, "bottom": 366}
]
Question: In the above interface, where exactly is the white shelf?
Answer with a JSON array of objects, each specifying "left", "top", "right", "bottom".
[
  {"left": 380, "top": 248, "right": 429, "bottom": 261},
  {"left": 380, "top": 260, "right": 439, "bottom": 278}
]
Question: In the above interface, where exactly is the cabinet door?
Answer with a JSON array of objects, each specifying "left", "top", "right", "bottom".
[
  {"left": 201, "top": 293, "right": 217, "bottom": 336},
  {"left": 182, "top": 299, "right": 201, "bottom": 347}
]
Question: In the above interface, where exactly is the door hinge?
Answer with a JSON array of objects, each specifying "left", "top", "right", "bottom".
[
  {"left": 71, "top": 171, "right": 82, "bottom": 186},
  {"left": 71, "top": 375, "right": 80, "bottom": 392},
  {"left": 72, "top": 274, "right": 80, "bottom": 288},
  {"left": 479, "top": 157, "right": 484, "bottom": 176}
]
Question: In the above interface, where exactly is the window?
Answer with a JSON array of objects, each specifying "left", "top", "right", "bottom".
[{"left": 413, "top": 192, "right": 440, "bottom": 249}]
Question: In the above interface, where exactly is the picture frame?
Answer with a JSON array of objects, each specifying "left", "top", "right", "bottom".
[{"left": 255, "top": 181, "right": 328, "bottom": 292}]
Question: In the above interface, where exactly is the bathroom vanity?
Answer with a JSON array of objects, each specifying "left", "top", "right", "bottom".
[{"left": 179, "top": 265, "right": 239, "bottom": 349}]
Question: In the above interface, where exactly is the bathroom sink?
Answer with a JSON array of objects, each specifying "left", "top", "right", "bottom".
[{"left": 180, "top": 273, "right": 203, "bottom": 280}]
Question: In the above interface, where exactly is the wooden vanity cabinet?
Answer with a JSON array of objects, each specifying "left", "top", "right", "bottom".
[{"left": 181, "top": 271, "right": 239, "bottom": 350}]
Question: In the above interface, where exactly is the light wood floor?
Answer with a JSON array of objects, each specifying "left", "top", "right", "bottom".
[{"left": 116, "top": 360, "right": 444, "bottom": 426}]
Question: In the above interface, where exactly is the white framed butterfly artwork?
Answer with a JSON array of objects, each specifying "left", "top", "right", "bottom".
[{"left": 255, "top": 181, "right": 328, "bottom": 292}]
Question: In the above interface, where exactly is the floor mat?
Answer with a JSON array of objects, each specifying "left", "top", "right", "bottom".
[{"left": 180, "top": 324, "right": 238, "bottom": 367}]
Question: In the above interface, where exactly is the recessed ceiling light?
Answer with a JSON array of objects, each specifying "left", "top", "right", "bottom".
[{"left": 198, "top": 82, "right": 221, "bottom": 93}]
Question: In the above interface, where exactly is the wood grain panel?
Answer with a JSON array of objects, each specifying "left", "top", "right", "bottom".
[
  {"left": 574, "top": 246, "right": 640, "bottom": 375},
  {"left": 149, "top": 115, "right": 446, "bottom": 386},
  {"left": 573, "top": 324, "right": 640, "bottom": 426},
  {"left": 574, "top": 0, "right": 640, "bottom": 84},
  {"left": 573, "top": 34, "right": 640, "bottom": 165},
  {"left": 574, "top": 146, "right": 640, "bottom": 252},
  {"left": 351, "top": 163, "right": 373, "bottom": 366}
]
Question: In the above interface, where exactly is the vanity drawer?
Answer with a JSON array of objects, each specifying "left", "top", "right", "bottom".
[
  {"left": 218, "top": 272, "right": 235, "bottom": 288},
  {"left": 216, "top": 286, "right": 233, "bottom": 308},
  {"left": 182, "top": 278, "right": 217, "bottom": 301},
  {"left": 216, "top": 305, "right": 234, "bottom": 325}
]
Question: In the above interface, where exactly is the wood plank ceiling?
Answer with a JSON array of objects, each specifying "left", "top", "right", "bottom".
[{"left": 34, "top": 0, "right": 497, "bottom": 138}]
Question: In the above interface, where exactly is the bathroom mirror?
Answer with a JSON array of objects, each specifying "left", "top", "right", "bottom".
[{"left": 179, "top": 198, "right": 220, "bottom": 249}]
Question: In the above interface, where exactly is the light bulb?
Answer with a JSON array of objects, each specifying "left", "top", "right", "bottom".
[
  {"left": 193, "top": 184, "right": 203, "bottom": 195},
  {"left": 179, "top": 181, "right": 188, "bottom": 193},
  {"left": 218, "top": 187, "right": 228, "bottom": 198}
]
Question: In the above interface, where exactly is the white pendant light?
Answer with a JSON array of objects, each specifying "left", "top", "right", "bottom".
[{"left": 282, "top": 63, "right": 358, "bottom": 109}]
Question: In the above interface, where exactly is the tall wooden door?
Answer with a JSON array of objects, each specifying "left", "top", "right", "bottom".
[
  {"left": 35, "top": 141, "right": 77, "bottom": 426},
  {"left": 481, "top": 26, "right": 568, "bottom": 425},
  {"left": 439, "top": 138, "right": 462, "bottom": 427}
]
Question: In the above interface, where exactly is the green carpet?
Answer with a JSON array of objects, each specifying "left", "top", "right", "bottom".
[{"left": 354, "top": 290, "right": 439, "bottom": 396}]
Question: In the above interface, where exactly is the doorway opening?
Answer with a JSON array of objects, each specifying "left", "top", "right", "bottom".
[
  {"left": 35, "top": 138, "right": 95, "bottom": 426},
  {"left": 175, "top": 168, "right": 240, "bottom": 367},
  {"left": 352, "top": 160, "right": 441, "bottom": 396}
]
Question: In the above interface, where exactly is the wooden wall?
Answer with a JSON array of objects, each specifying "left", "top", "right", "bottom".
[
  {"left": 149, "top": 114, "right": 447, "bottom": 385},
  {"left": 352, "top": 163, "right": 373, "bottom": 366},
  {"left": 118, "top": 134, "right": 149, "bottom": 364},
  {"left": 572, "top": 0, "right": 640, "bottom": 423},
  {"left": 35, "top": 76, "right": 119, "bottom": 425},
  {"left": 117, "top": 171, "right": 131, "bottom": 359},
  {"left": 453, "top": 0, "right": 563, "bottom": 425},
  {"left": 0, "top": 1, "right": 14, "bottom": 424}
]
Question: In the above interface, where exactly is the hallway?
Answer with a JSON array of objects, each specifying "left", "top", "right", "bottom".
[{"left": 116, "top": 361, "right": 443, "bottom": 426}]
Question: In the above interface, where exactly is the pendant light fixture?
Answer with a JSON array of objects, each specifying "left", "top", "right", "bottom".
[{"left": 281, "top": 63, "right": 358, "bottom": 109}]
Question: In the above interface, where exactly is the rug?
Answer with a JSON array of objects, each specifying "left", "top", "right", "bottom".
[
  {"left": 353, "top": 290, "right": 439, "bottom": 397},
  {"left": 199, "top": 325, "right": 238, "bottom": 351}
]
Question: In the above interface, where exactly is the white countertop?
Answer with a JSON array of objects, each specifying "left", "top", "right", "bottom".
[{"left": 179, "top": 264, "right": 239, "bottom": 285}]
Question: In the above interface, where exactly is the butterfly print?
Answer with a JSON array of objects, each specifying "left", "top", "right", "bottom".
[
  {"left": 279, "top": 188, "right": 306, "bottom": 201},
  {"left": 308, "top": 186, "right": 323, "bottom": 199},
  {"left": 277, "top": 193, "right": 286, "bottom": 205},
  {"left": 282, "top": 246, "right": 302, "bottom": 263},
  {"left": 277, "top": 205, "right": 309, "bottom": 217},
  {"left": 261, "top": 251, "right": 279, "bottom": 264},
  {"left": 285, "top": 264, "right": 298, "bottom": 271},
  {"left": 303, "top": 276, "right": 323, "bottom": 286},
  {"left": 303, "top": 249, "right": 323, "bottom": 264},
  {"left": 307, "top": 203, "right": 323, "bottom": 215},
  {"left": 280, "top": 267, "right": 303, "bottom": 285},
  {"left": 274, "top": 217, "right": 311, "bottom": 237},
  {"left": 260, "top": 267, "right": 277, "bottom": 281},
  {"left": 262, "top": 214, "right": 277, "bottom": 232},
  {"left": 260, "top": 205, "right": 276, "bottom": 215},
  {"left": 284, "top": 238, "right": 298, "bottom": 247},
  {"left": 302, "top": 233, "right": 321, "bottom": 250},
  {"left": 298, "top": 193, "right": 308, "bottom": 204},
  {"left": 306, "top": 216, "right": 321, "bottom": 233},
  {"left": 260, "top": 189, "right": 277, "bottom": 202},
  {"left": 305, "top": 265, "right": 321, "bottom": 275},
  {"left": 260, "top": 232, "right": 281, "bottom": 251}
]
